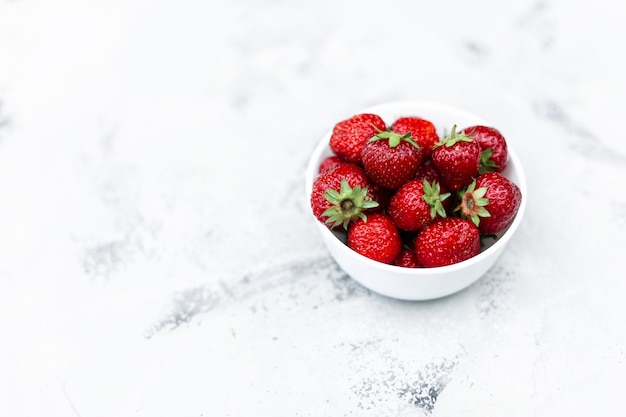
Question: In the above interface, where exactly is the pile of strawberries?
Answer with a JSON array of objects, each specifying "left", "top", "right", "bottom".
[{"left": 309, "top": 113, "right": 522, "bottom": 268}]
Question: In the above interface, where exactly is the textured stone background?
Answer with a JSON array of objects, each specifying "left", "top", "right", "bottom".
[{"left": 1, "top": 0, "right": 625, "bottom": 416}]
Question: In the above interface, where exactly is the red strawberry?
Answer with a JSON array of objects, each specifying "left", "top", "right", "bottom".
[
  {"left": 388, "top": 179, "right": 450, "bottom": 232},
  {"left": 461, "top": 125, "right": 508, "bottom": 173},
  {"left": 310, "top": 163, "right": 379, "bottom": 229},
  {"left": 329, "top": 113, "right": 386, "bottom": 164},
  {"left": 457, "top": 172, "right": 521, "bottom": 234},
  {"left": 394, "top": 246, "right": 421, "bottom": 268},
  {"left": 390, "top": 117, "right": 440, "bottom": 157},
  {"left": 415, "top": 217, "right": 480, "bottom": 267},
  {"left": 318, "top": 155, "right": 347, "bottom": 174},
  {"left": 361, "top": 130, "right": 425, "bottom": 189},
  {"left": 414, "top": 159, "right": 441, "bottom": 183},
  {"left": 347, "top": 213, "right": 401, "bottom": 264},
  {"left": 431, "top": 125, "right": 481, "bottom": 191},
  {"left": 367, "top": 182, "right": 394, "bottom": 213}
]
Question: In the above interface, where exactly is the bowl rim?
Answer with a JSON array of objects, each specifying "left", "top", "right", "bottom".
[{"left": 305, "top": 100, "right": 527, "bottom": 276}]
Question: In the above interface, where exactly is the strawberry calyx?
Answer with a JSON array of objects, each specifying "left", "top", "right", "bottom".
[
  {"left": 367, "top": 125, "right": 420, "bottom": 149},
  {"left": 435, "top": 124, "right": 473, "bottom": 148},
  {"left": 422, "top": 179, "right": 451, "bottom": 219},
  {"left": 479, "top": 148, "right": 499, "bottom": 174},
  {"left": 322, "top": 178, "right": 379, "bottom": 229},
  {"left": 455, "top": 180, "right": 490, "bottom": 227}
]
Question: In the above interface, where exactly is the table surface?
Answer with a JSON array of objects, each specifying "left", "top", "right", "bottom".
[{"left": 1, "top": 0, "right": 625, "bottom": 416}]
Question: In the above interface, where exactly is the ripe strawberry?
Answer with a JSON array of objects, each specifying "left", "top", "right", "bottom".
[
  {"left": 388, "top": 179, "right": 450, "bottom": 232},
  {"left": 414, "top": 159, "right": 441, "bottom": 183},
  {"left": 431, "top": 125, "right": 481, "bottom": 191},
  {"left": 394, "top": 246, "right": 421, "bottom": 268},
  {"left": 367, "top": 182, "right": 394, "bottom": 213},
  {"left": 461, "top": 125, "right": 508, "bottom": 173},
  {"left": 415, "top": 217, "right": 480, "bottom": 267},
  {"left": 310, "top": 163, "right": 379, "bottom": 229},
  {"left": 390, "top": 117, "right": 440, "bottom": 157},
  {"left": 347, "top": 213, "right": 401, "bottom": 264},
  {"left": 361, "top": 129, "right": 425, "bottom": 189},
  {"left": 329, "top": 113, "right": 386, "bottom": 164},
  {"left": 318, "top": 155, "right": 346, "bottom": 174},
  {"left": 458, "top": 172, "right": 521, "bottom": 234}
]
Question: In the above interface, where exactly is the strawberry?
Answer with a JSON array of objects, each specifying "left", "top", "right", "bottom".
[
  {"left": 318, "top": 155, "right": 347, "bottom": 174},
  {"left": 388, "top": 179, "right": 450, "bottom": 232},
  {"left": 457, "top": 172, "right": 521, "bottom": 234},
  {"left": 367, "top": 182, "right": 394, "bottom": 213},
  {"left": 347, "top": 213, "right": 401, "bottom": 264},
  {"left": 329, "top": 113, "right": 386, "bottom": 164},
  {"left": 461, "top": 125, "right": 508, "bottom": 173},
  {"left": 361, "top": 129, "right": 425, "bottom": 189},
  {"left": 390, "top": 117, "right": 440, "bottom": 157},
  {"left": 394, "top": 246, "right": 421, "bottom": 268},
  {"left": 431, "top": 125, "right": 481, "bottom": 191},
  {"left": 414, "top": 159, "right": 441, "bottom": 183},
  {"left": 310, "top": 163, "right": 379, "bottom": 229},
  {"left": 415, "top": 217, "right": 480, "bottom": 267}
]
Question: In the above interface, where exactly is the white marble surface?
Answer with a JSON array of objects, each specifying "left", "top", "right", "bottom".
[{"left": 1, "top": 0, "right": 626, "bottom": 416}]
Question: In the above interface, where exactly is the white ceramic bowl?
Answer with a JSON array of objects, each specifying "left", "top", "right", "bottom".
[{"left": 305, "top": 100, "right": 527, "bottom": 300}]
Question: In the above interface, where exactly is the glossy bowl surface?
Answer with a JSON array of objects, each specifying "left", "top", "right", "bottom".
[{"left": 305, "top": 100, "right": 527, "bottom": 300}]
